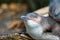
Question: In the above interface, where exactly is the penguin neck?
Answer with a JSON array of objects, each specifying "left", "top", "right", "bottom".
[{"left": 24, "top": 20, "right": 41, "bottom": 30}]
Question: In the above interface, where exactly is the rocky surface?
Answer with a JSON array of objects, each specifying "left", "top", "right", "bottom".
[{"left": 0, "top": 33, "right": 34, "bottom": 40}]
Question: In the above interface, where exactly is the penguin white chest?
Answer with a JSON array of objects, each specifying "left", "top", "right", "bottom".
[{"left": 25, "top": 20, "right": 44, "bottom": 39}]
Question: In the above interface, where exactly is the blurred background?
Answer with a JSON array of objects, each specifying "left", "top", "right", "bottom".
[
  {"left": 0, "top": 0, "right": 49, "bottom": 12},
  {"left": 0, "top": 0, "right": 49, "bottom": 35}
]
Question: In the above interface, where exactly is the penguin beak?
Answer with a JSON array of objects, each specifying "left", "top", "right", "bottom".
[{"left": 21, "top": 16, "right": 28, "bottom": 21}]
